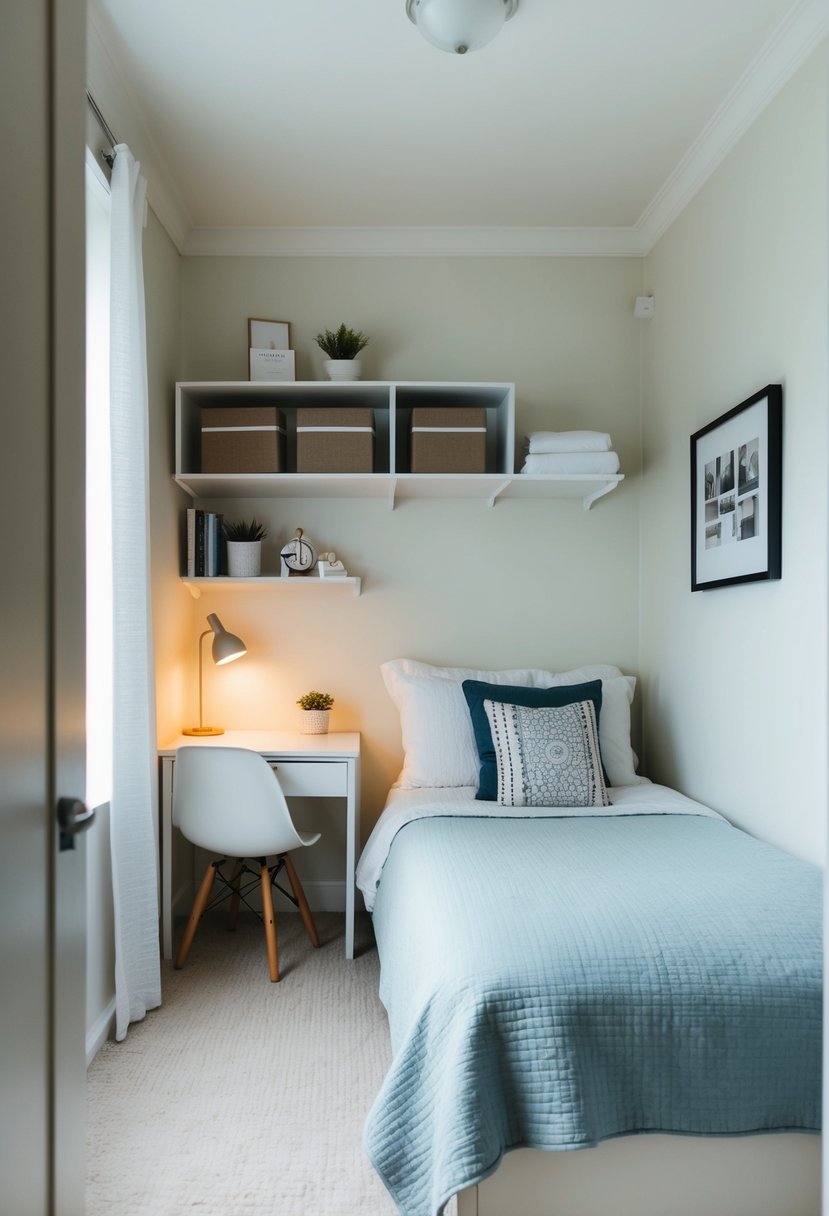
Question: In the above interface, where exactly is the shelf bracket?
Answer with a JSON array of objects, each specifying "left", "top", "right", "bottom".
[
  {"left": 486, "top": 478, "right": 513, "bottom": 509},
  {"left": 583, "top": 478, "right": 622, "bottom": 512},
  {"left": 174, "top": 475, "right": 198, "bottom": 500},
  {"left": 387, "top": 476, "right": 398, "bottom": 511},
  {"left": 184, "top": 581, "right": 201, "bottom": 599}
]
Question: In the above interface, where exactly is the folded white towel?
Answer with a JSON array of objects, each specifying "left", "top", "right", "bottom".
[
  {"left": 526, "top": 430, "right": 612, "bottom": 454},
  {"left": 521, "top": 451, "right": 621, "bottom": 475}
]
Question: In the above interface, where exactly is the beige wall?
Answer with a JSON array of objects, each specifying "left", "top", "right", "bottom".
[
  {"left": 180, "top": 255, "right": 645, "bottom": 863},
  {"left": 639, "top": 43, "right": 828, "bottom": 864}
]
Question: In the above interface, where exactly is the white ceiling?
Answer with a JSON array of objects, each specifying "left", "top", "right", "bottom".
[{"left": 89, "top": 0, "right": 826, "bottom": 253}]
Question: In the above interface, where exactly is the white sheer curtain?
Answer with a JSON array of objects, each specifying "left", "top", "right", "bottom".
[{"left": 109, "top": 144, "right": 161, "bottom": 1040}]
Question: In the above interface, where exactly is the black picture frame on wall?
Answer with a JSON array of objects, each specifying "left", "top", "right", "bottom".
[{"left": 690, "top": 384, "right": 782, "bottom": 591}]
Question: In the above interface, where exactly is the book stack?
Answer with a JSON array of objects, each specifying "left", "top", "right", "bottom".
[{"left": 186, "top": 509, "right": 224, "bottom": 577}]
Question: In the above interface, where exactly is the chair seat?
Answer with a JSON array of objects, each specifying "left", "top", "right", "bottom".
[{"left": 172, "top": 746, "right": 323, "bottom": 981}]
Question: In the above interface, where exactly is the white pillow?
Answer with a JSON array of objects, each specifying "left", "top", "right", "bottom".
[
  {"left": 381, "top": 659, "right": 554, "bottom": 788},
  {"left": 540, "top": 667, "right": 646, "bottom": 788},
  {"left": 381, "top": 658, "right": 646, "bottom": 790}
]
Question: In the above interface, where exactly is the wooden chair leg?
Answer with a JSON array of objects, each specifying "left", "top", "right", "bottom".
[
  {"left": 283, "top": 852, "right": 320, "bottom": 948},
  {"left": 227, "top": 859, "right": 243, "bottom": 931},
  {"left": 175, "top": 862, "right": 217, "bottom": 969},
  {"left": 260, "top": 860, "right": 280, "bottom": 982}
]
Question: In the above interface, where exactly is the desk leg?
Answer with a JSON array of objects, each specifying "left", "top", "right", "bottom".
[
  {"left": 160, "top": 757, "right": 174, "bottom": 960},
  {"left": 345, "top": 756, "right": 359, "bottom": 959}
]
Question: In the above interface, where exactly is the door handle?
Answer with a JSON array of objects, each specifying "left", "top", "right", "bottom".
[{"left": 57, "top": 796, "right": 95, "bottom": 851}]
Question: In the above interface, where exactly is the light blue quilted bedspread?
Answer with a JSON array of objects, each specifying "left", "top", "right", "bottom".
[{"left": 364, "top": 814, "right": 821, "bottom": 1216}]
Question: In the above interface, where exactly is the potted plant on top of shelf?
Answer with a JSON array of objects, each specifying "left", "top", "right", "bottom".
[
  {"left": 223, "top": 517, "right": 268, "bottom": 577},
  {"left": 315, "top": 324, "right": 369, "bottom": 382},
  {"left": 296, "top": 690, "right": 334, "bottom": 734}
]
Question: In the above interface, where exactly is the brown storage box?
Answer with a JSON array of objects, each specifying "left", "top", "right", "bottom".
[
  {"left": 296, "top": 407, "right": 375, "bottom": 473},
  {"left": 410, "top": 407, "right": 487, "bottom": 473},
  {"left": 201, "top": 406, "right": 286, "bottom": 473}
]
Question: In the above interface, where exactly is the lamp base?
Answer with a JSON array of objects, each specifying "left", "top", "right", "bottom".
[{"left": 182, "top": 726, "right": 225, "bottom": 737}]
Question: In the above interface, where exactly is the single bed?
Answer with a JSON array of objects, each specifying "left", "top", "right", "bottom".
[{"left": 357, "top": 661, "right": 822, "bottom": 1216}]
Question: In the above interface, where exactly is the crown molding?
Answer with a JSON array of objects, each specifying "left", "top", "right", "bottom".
[
  {"left": 87, "top": 2, "right": 192, "bottom": 252},
  {"left": 89, "top": 0, "right": 827, "bottom": 260},
  {"left": 636, "top": 0, "right": 829, "bottom": 254},
  {"left": 182, "top": 225, "right": 644, "bottom": 258}
]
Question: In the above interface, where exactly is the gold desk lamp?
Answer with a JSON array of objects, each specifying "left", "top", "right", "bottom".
[{"left": 183, "top": 613, "right": 247, "bottom": 737}]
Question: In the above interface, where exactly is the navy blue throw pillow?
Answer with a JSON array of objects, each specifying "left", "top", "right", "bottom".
[{"left": 461, "top": 679, "right": 605, "bottom": 801}]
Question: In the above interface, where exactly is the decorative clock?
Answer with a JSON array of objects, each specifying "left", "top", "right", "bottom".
[{"left": 280, "top": 528, "right": 317, "bottom": 577}]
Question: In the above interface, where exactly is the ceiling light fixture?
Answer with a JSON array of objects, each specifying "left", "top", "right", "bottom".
[{"left": 405, "top": 0, "right": 518, "bottom": 55}]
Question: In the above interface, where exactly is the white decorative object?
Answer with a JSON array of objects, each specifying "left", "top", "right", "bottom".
[
  {"left": 319, "top": 552, "right": 347, "bottom": 578},
  {"left": 227, "top": 540, "right": 262, "bottom": 577},
  {"left": 324, "top": 358, "right": 362, "bottom": 381},
  {"left": 280, "top": 528, "right": 317, "bottom": 576},
  {"left": 300, "top": 710, "right": 330, "bottom": 735},
  {"left": 249, "top": 348, "right": 295, "bottom": 382}
]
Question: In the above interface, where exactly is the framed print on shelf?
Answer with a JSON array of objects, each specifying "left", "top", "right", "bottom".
[
  {"left": 248, "top": 317, "right": 291, "bottom": 353},
  {"left": 248, "top": 317, "right": 294, "bottom": 382},
  {"left": 690, "top": 384, "right": 782, "bottom": 591}
]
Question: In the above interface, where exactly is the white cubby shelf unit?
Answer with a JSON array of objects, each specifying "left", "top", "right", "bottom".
[{"left": 174, "top": 381, "right": 624, "bottom": 512}]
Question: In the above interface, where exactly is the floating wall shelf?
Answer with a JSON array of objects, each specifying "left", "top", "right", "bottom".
[{"left": 182, "top": 575, "right": 362, "bottom": 599}]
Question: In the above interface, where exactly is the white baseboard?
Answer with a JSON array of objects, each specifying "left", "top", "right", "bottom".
[
  {"left": 86, "top": 996, "right": 116, "bottom": 1067},
  {"left": 271, "top": 879, "right": 347, "bottom": 912},
  {"left": 292, "top": 881, "right": 346, "bottom": 912}
]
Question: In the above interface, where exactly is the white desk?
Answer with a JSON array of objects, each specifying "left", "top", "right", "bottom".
[{"left": 158, "top": 731, "right": 360, "bottom": 960}]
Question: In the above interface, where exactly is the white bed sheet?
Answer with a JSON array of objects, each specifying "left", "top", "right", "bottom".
[{"left": 356, "top": 781, "right": 725, "bottom": 912}]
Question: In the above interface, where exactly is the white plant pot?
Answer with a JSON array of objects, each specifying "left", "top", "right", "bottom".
[
  {"left": 226, "top": 540, "right": 262, "bottom": 577},
  {"left": 300, "top": 709, "right": 330, "bottom": 735},
  {"left": 324, "top": 358, "right": 361, "bottom": 381}
]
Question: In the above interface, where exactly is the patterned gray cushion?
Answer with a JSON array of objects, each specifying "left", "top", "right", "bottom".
[{"left": 484, "top": 698, "right": 610, "bottom": 808}]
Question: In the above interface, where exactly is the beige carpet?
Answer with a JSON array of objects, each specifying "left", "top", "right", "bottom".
[{"left": 86, "top": 912, "right": 401, "bottom": 1215}]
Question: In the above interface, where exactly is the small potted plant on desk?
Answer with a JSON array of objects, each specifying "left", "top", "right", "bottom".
[
  {"left": 315, "top": 323, "right": 369, "bottom": 381},
  {"left": 297, "top": 690, "right": 334, "bottom": 735},
  {"left": 224, "top": 517, "right": 268, "bottom": 577}
]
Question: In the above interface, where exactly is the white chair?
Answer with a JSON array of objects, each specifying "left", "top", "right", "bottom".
[{"left": 172, "top": 746, "right": 321, "bottom": 981}]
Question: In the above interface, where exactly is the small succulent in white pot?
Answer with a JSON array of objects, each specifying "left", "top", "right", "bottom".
[
  {"left": 296, "top": 690, "right": 334, "bottom": 734},
  {"left": 315, "top": 324, "right": 369, "bottom": 381},
  {"left": 223, "top": 517, "right": 268, "bottom": 577}
]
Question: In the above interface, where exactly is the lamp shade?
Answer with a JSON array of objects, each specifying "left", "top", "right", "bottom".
[
  {"left": 207, "top": 612, "right": 247, "bottom": 665},
  {"left": 405, "top": 0, "right": 517, "bottom": 54}
]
